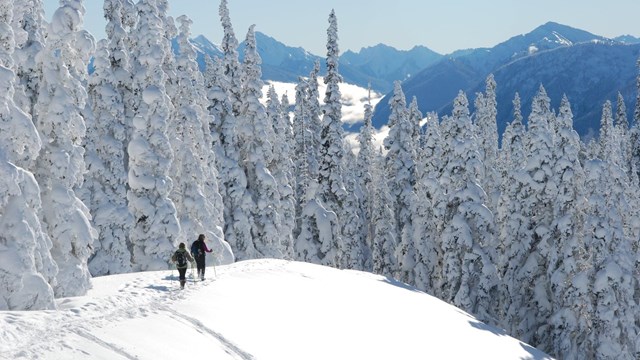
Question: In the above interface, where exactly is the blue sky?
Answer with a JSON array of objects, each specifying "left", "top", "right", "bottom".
[{"left": 44, "top": 0, "right": 640, "bottom": 56}]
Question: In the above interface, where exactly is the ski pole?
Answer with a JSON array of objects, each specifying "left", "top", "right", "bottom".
[{"left": 213, "top": 253, "right": 218, "bottom": 278}]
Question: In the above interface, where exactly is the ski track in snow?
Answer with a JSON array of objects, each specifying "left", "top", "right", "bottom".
[
  {"left": 161, "top": 306, "right": 255, "bottom": 360},
  {"left": 1, "top": 269, "right": 252, "bottom": 360}
]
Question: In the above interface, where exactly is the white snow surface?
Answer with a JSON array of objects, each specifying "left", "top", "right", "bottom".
[{"left": 1, "top": 259, "right": 551, "bottom": 360}]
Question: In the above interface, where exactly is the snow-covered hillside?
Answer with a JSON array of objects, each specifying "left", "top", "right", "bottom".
[{"left": 0, "top": 260, "right": 552, "bottom": 360}]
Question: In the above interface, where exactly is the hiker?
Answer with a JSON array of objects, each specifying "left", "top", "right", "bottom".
[
  {"left": 172, "top": 242, "right": 194, "bottom": 289},
  {"left": 191, "top": 234, "right": 213, "bottom": 281}
]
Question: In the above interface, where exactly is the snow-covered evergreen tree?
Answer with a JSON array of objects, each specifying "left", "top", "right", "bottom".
[
  {"left": 170, "top": 15, "right": 229, "bottom": 261},
  {"left": 266, "top": 85, "right": 295, "bottom": 258},
  {"left": 383, "top": 81, "right": 416, "bottom": 283},
  {"left": 11, "top": 0, "right": 46, "bottom": 120},
  {"left": 33, "top": 0, "right": 97, "bottom": 296},
  {"left": 103, "top": 0, "right": 136, "bottom": 146},
  {"left": 408, "top": 96, "right": 422, "bottom": 145},
  {"left": 239, "top": 24, "right": 283, "bottom": 259},
  {"left": 474, "top": 74, "right": 500, "bottom": 210},
  {"left": 498, "top": 93, "right": 526, "bottom": 176},
  {"left": 598, "top": 100, "right": 615, "bottom": 161},
  {"left": 0, "top": 0, "right": 57, "bottom": 310},
  {"left": 306, "top": 61, "right": 322, "bottom": 180},
  {"left": 82, "top": 39, "right": 133, "bottom": 276},
  {"left": 439, "top": 91, "right": 497, "bottom": 324},
  {"left": 314, "top": 9, "right": 345, "bottom": 266},
  {"left": 341, "top": 149, "right": 366, "bottom": 270},
  {"left": 127, "top": 0, "right": 180, "bottom": 271},
  {"left": 156, "top": 0, "right": 178, "bottom": 109},
  {"left": 495, "top": 93, "right": 527, "bottom": 321},
  {"left": 615, "top": 92, "right": 632, "bottom": 176},
  {"left": 218, "top": 0, "right": 242, "bottom": 117},
  {"left": 371, "top": 152, "right": 397, "bottom": 278},
  {"left": 296, "top": 197, "right": 342, "bottom": 266},
  {"left": 292, "top": 77, "right": 311, "bottom": 242},
  {"left": 356, "top": 91, "right": 376, "bottom": 270},
  {"left": 583, "top": 159, "right": 638, "bottom": 359},
  {"left": 209, "top": 0, "right": 253, "bottom": 260},
  {"left": 501, "top": 85, "right": 557, "bottom": 348},
  {"left": 79, "top": 0, "right": 138, "bottom": 276},
  {"left": 413, "top": 113, "right": 443, "bottom": 293},
  {"left": 547, "top": 95, "right": 591, "bottom": 357}
]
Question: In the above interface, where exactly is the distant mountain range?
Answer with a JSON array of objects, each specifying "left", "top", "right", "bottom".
[
  {"left": 372, "top": 22, "right": 640, "bottom": 138},
  {"left": 189, "top": 32, "right": 443, "bottom": 94},
  {"left": 186, "top": 23, "right": 640, "bottom": 138}
]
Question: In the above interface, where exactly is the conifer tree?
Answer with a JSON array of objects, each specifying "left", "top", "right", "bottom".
[
  {"left": 413, "top": 114, "right": 443, "bottom": 293},
  {"left": 293, "top": 78, "right": 313, "bottom": 261},
  {"left": 614, "top": 92, "right": 632, "bottom": 176},
  {"left": 306, "top": 61, "right": 322, "bottom": 179},
  {"left": 371, "top": 152, "right": 397, "bottom": 278},
  {"left": 267, "top": 86, "right": 295, "bottom": 258},
  {"left": 34, "top": 0, "right": 97, "bottom": 296},
  {"left": 292, "top": 78, "right": 312, "bottom": 244},
  {"left": 240, "top": 24, "right": 283, "bottom": 259},
  {"left": 80, "top": 0, "right": 138, "bottom": 276},
  {"left": 11, "top": 0, "right": 46, "bottom": 120},
  {"left": 502, "top": 85, "right": 557, "bottom": 347},
  {"left": 498, "top": 93, "right": 526, "bottom": 176},
  {"left": 127, "top": 0, "right": 180, "bottom": 271},
  {"left": 103, "top": 0, "right": 136, "bottom": 146},
  {"left": 171, "top": 15, "right": 227, "bottom": 255},
  {"left": 474, "top": 74, "right": 500, "bottom": 209},
  {"left": 496, "top": 93, "right": 527, "bottom": 321},
  {"left": 314, "top": 9, "right": 345, "bottom": 266},
  {"left": 211, "top": 0, "right": 253, "bottom": 260},
  {"left": 0, "top": 0, "right": 56, "bottom": 310},
  {"left": 356, "top": 91, "right": 376, "bottom": 270},
  {"left": 82, "top": 39, "right": 133, "bottom": 275},
  {"left": 384, "top": 81, "right": 416, "bottom": 283},
  {"left": 547, "top": 95, "right": 590, "bottom": 356},
  {"left": 408, "top": 96, "right": 422, "bottom": 145},
  {"left": 341, "top": 149, "right": 366, "bottom": 270},
  {"left": 439, "top": 91, "right": 497, "bottom": 324},
  {"left": 599, "top": 100, "right": 615, "bottom": 161},
  {"left": 293, "top": 75, "right": 341, "bottom": 267},
  {"left": 583, "top": 159, "right": 637, "bottom": 359},
  {"left": 218, "top": 0, "right": 242, "bottom": 117}
]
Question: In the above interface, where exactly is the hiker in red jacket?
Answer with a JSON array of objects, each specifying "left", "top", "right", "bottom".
[{"left": 191, "top": 234, "right": 213, "bottom": 281}]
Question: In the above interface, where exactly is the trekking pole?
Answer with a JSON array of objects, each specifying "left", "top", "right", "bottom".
[{"left": 213, "top": 253, "right": 218, "bottom": 278}]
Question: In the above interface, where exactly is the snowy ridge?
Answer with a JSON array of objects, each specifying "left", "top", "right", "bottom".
[{"left": 0, "top": 260, "right": 552, "bottom": 360}]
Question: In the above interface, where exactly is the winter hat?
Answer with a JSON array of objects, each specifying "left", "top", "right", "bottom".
[{"left": 179, "top": 242, "right": 185, "bottom": 249}]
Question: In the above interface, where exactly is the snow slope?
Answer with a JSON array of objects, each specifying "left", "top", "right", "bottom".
[{"left": 0, "top": 260, "right": 552, "bottom": 359}]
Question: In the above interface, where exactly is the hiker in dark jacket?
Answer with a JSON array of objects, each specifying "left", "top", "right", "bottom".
[
  {"left": 191, "top": 234, "right": 213, "bottom": 281},
  {"left": 172, "top": 242, "right": 194, "bottom": 289}
]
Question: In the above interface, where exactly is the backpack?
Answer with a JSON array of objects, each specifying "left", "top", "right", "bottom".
[
  {"left": 191, "top": 241, "right": 200, "bottom": 258},
  {"left": 175, "top": 250, "right": 187, "bottom": 267}
]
